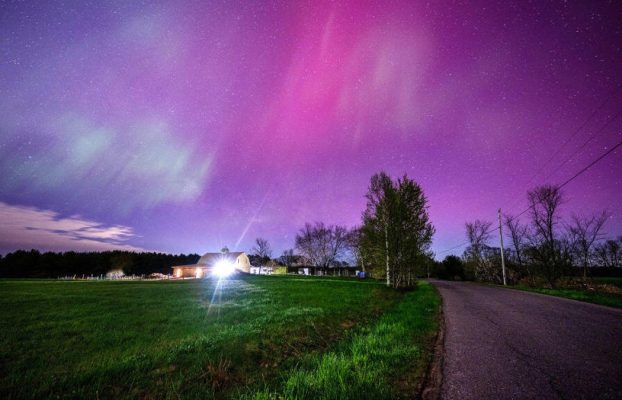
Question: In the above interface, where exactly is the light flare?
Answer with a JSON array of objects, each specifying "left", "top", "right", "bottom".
[{"left": 212, "top": 259, "right": 235, "bottom": 277}]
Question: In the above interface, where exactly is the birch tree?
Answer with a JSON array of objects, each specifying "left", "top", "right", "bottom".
[{"left": 360, "top": 172, "right": 434, "bottom": 288}]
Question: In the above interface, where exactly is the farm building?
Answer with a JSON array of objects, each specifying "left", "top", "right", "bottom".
[
  {"left": 286, "top": 265, "right": 359, "bottom": 277},
  {"left": 172, "top": 251, "right": 251, "bottom": 278}
]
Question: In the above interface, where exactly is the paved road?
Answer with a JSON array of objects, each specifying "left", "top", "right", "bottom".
[{"left": 431, "top": 280, "right": 622, "bottom": 400}]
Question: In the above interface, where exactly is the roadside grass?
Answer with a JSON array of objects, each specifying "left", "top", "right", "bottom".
[
  {"left": 515, "top": 286, "right": 622, "bottom": 309},
  {"left": 0, "top": 276, "right": 439, "bottom": 399},
  {"left": 245, "top": 281, "right": 440, "bottom": 399}
]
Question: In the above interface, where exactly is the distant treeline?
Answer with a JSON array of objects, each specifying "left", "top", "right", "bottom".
[
  {"left": 432, "top": 255, "right": 622, "bottom": 281},
  {"left": 0, "top": 250, "right": 200, "bottom": 278}
]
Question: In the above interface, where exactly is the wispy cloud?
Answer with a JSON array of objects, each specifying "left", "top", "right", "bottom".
[
  {"left": 0, "top": 202, "right": 146, "bottom": 253},
  {"left": 0, "top": 112, "right": 213, "bottom": 214}
]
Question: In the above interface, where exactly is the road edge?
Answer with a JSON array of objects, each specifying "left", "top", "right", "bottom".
[{"left": 421, "top": 287, "right": 445, "bottom": 400}]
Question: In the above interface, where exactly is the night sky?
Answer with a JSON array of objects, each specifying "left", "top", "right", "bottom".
[{"left": 1, "top": 0, "right": 621, "bottom": 257}]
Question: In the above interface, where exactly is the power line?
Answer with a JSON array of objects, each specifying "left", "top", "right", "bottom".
[
  {"left": 502, "top": 89, "right": 622, "bottom": 216},
  {"left": 436, "top": 87, "right": 621, "bottom": 257},
  {"left": 436, "top": 137, "right": 622, "bottom": 256},
  {"left": 557, "top": 139, "right": 622, "bottom": 189},
  {"left": 506, "top": 137, "right": 622, "bottom": 225},
  {"left": 539, "top": 110, "right": 621, "bottom": 184},
  {"left": 521, "top": 84, "right": 622, "bottom": 189},
  {"left": 437, "top": 240, "right": 470, "bottom": 255}
]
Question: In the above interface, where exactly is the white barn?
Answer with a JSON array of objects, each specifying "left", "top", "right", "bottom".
[{"left": 172, "top": 251, "right": 251, "bottom": 278}]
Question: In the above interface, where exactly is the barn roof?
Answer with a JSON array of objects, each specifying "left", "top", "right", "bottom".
[
  {"left": 197, "top": 252, "right": 245, "bottom": 266},
  {"left": 172, "top": 264, "right": 206, "bottom": 269}
]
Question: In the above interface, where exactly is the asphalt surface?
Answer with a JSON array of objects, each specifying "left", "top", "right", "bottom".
[{"left": 431, "top": 280, "right": 622, "bottom": 400}]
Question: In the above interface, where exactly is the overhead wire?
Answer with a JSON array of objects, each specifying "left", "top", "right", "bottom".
[
  {"left": 521, "top": 84, "right": 622, "bottom": 189},
  {"left": 436, "top": 86, "right": 621, "bottom": 256},
  {"left": 436, "top": 137, "right": 622, "bottom": 255},
  {"left": 502, "top": 86, "right": 622, "bottom": 217}
]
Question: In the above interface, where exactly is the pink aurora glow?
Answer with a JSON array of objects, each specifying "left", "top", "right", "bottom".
[{"left": 0, "top": 1, "right": 621, "bottom": 255}]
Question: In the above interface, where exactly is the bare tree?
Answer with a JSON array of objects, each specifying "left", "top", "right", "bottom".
[
  {"left": 527, "top": 185, "right": 570, "bottom": 286},
  {"left": 503, "top": 214, "right": 533, "bottom": 284},
  {"left": 568, "top": 212, "right": 609, "bottom": 280},
  {"left": 279, "top": 249, "right": 296, "bottom": 269},
  {"left": 465, "top": 220, "right": 493, "bottom": 256},
  {"left": 529, "top": 186, "right": 562, "bottom": 246},
  {"left": 251, "top": 238, "right": 272, "bottom": 268},
  {"left": 464, "top": 221, "right": 492, "bottom": 259},
  {"left": 464, "top": 220, "right": 494, "bottom": 281},
  {"left": 295, "top": 222, "right": 350, "bottom": 273},
  {"left": 594, "top": 236, "right": 622, "bottom": 268},
  {"left": 504, "top": 215, "right": 529, "bottom": 267},
  {"left": 332, "top": 226, "right": 350, "bottom": 268}
]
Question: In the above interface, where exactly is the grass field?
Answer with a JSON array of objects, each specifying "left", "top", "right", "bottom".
[
  {"left": 516, "top": 285, "right": 622, "bottom": 309},
  {"left": 0, "top": 276, "right": 440, "bottom": 399}
]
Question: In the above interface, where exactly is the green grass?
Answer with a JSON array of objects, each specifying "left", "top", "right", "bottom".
[
  {"left": 247, "top": 281, "right": 440, "bottom": 399},
  {"left": 516, "top": 286, "right": 622, "bottom": 309},
  {"left": 0, "top": 276, "right": 440, "bottom": 399}
]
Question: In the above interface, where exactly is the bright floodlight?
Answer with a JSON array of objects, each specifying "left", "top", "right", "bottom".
[{"left": 213, "top": 259, "right": 235, "bottom": 277}]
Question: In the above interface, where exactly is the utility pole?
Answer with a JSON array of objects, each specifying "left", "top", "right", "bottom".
[{"left": 498, "top": 208, "right": 507, "bottom": 286}]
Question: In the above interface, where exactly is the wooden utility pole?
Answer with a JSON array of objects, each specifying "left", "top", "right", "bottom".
[{"left": 498, "top": 208, "right": 507, "bottom": 286}]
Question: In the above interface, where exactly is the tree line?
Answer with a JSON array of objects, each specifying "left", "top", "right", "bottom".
[
  {"left": 435, "top": 184, "right": 621, "bottom": 286},
  {"left": 0, "top": 250, "right": 199, "bottom": 278}
]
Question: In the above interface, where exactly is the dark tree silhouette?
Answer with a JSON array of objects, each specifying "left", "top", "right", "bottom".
[{"left": 0, "top": 250, "right": 199, "bottom": 278}]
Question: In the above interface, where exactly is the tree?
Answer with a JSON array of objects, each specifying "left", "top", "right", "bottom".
[
  {"left": 593, "top": 236, "right": 622, "bottom": 268},
  {"left": 465, "top": 220, "right": 493, "bottom": 259},
  {"left": 439, "top": 255, "right": 465, "bottom": 280},
  {"left": 251, "top": 238, "right": 272, "bottom": 270},
  {"left": 463, "top": 220, "right": 493, "bottom": 281},
  {"left": 568, "top": 212, "right": 608, "bottom": 280},
  {"left": 504, "top": 215, "right": 529, "bottom": 267},
  {"left": 360, "top": 172, "right": 435, "bottom": 288},
  {"left": 252, "top": 238, "right": 272, "bottom": 259},
  {"left": 346, "top": 226, "right": 366, "bottom": 272},
  {"left": 504, "top": 214, "right": 531, "bottom": 282},
  {"left": 361, "top": 172, "right": 394, "bottom": 286},
  {"left": 110, "top": 253, "right": 133, "bottom": 274},
  {"left": 279, "top": 249, "right": 296, "bottom": 270},
  {"left": 526, "top": 185, "right": 571, "bottom": 286},
  {"left": 295, "top": 222, "right": 350, "bottom": 273}
]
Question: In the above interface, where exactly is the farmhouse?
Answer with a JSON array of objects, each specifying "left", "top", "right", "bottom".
[{"left": 173, "top": 251, "right": 251, "bottom": 278}]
